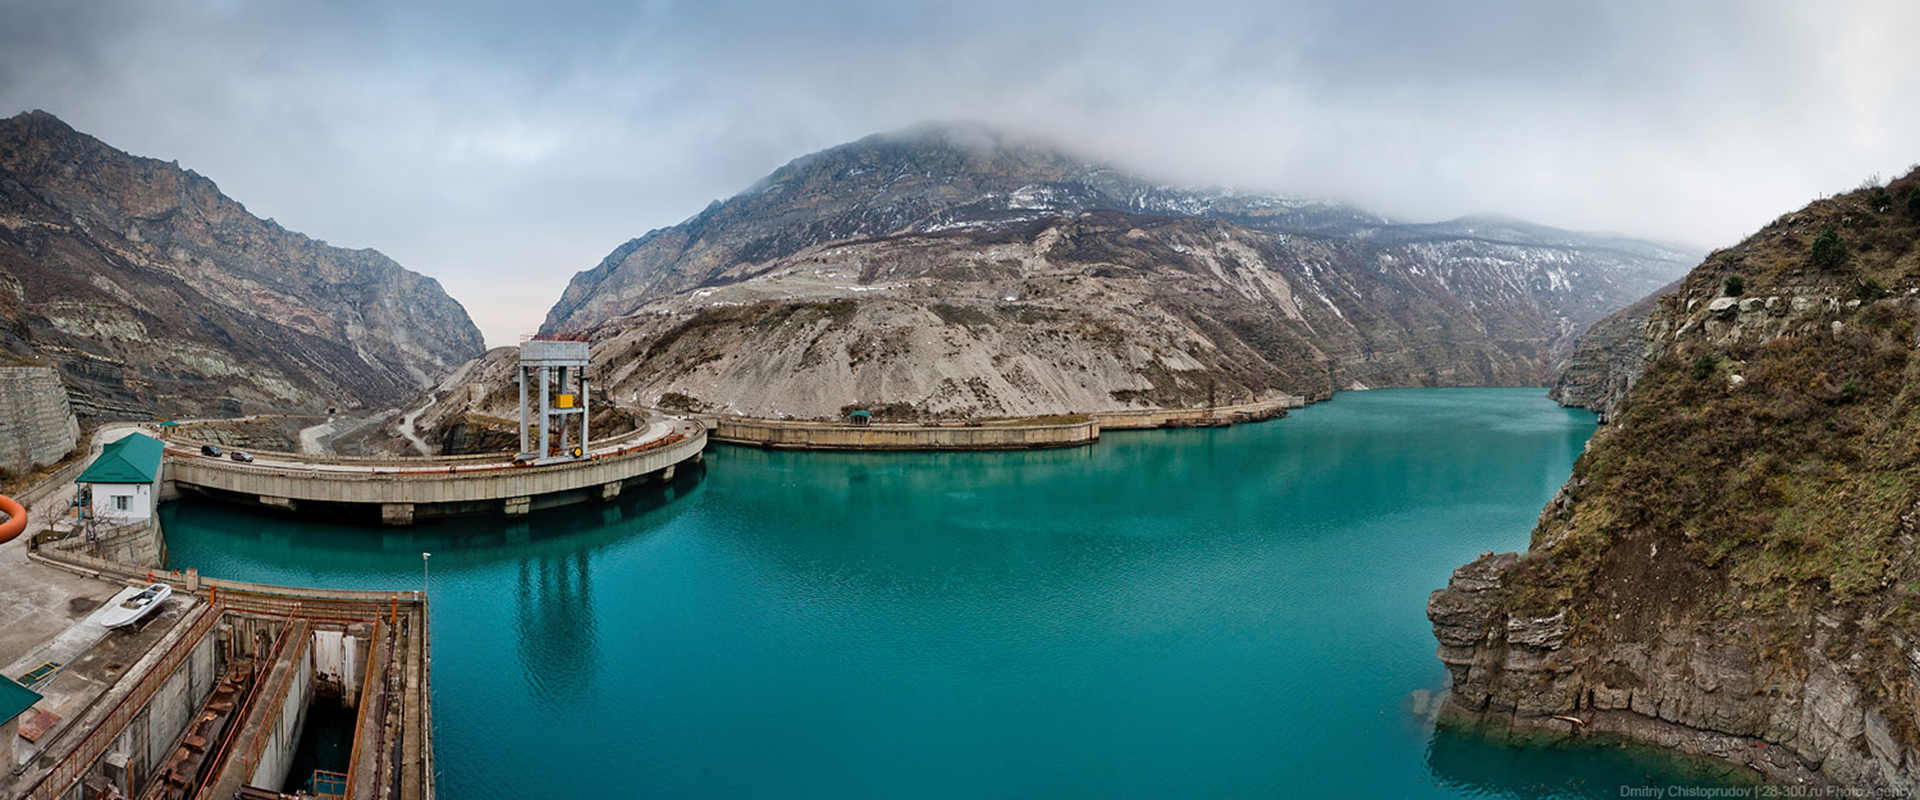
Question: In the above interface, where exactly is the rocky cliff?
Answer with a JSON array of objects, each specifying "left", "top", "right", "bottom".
[
  {"left": 535, "top": 124, "right": 1694, "bottom": 419},
  {"left": 1547, "top": 279, "right": 1680, "bottom": 419},
  {"left": 0, "top": 110, "right": 485, "bottom": 422},
  {"left": 1429, "top": 169, "right": 1920, "bottom": 791}
]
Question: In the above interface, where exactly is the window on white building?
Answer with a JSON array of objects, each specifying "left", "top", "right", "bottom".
[{"left": 113, "top": 495, "right": 130, "bottom": 511}]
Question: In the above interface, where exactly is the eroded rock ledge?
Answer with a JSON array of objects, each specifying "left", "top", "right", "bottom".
[{"left": 1430, "top": 551, "right": 1915, "bottom": 790}]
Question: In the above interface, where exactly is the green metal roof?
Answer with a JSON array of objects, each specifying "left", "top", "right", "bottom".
[
  {"left": 0, "top": 676, "right": 40, "bottom": 724},
  {"left": 76, "top": 432, "right": 164, "bottom": 484}
]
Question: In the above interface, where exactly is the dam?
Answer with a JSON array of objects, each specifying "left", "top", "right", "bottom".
[
  {"left": 157, "top": 338, "right": 707, "bottom": 525},
  {"left": 159, "top": 419, "right": 705, "bottom": 525},
  {"left": 0, "top": 338, "right": 696, "bottom": 800}
]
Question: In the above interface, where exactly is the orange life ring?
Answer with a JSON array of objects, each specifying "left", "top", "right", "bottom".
[{"left": 0, "top": 495, "right": 26, "bottom": 543}]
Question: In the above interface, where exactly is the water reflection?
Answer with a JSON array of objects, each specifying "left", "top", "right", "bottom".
[
  {"left": 1425, "top": 725, "right": 1760, "bottom": 799},
  {"left": 514, "top": 551, "right": 597, "bottom": 707}
]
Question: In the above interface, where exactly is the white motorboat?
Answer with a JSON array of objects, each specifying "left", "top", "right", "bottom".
[{"left": 100, "top": 583, "right": 172, "bottom": 629}]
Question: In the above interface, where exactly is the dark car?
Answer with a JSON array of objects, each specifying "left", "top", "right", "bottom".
[
  {"left": 229, "top": 451, "right": 255, "bottom": 463},
  {"left": 199, "top": 444, "right": 222, "bottom": 458}
]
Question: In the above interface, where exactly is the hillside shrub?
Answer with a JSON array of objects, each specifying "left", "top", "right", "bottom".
[
  {"left": 1811, "top": 229, "right": 1849, "bottom": 269},
  {"left": 1693, "top": 353, "right": 1716, "bottom": 381},
  {"left": 1723, "top": 274, "right": 1745, "bottom": 296}
]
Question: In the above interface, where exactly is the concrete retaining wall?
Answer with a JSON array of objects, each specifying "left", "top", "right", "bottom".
[
  {"left": 30, "top": 544, "right": 434, "bottom": 608},
  {"left": 704, "top": 394, "right": 1301, "bottom": 450},
  {"left": 0, "top": 366, "right": 79, "bottom": 474},
  {"left": 1090, "top": 396, "right": 1301, "bottom": 430},
  {"left": 107, "top": 628, "right": 220, "bottom": 798},
  {"left": 312, "top": 629, "right": 362, "bottom": 701},
  {"left": 249, "top": 634, "right": 315, "bottom": 792},
  {"left": 710, "top": 418, "right": 1099, "bottom": 450},
  {"left": 41, "top": 519, "right": 167, "bottom": 569}
]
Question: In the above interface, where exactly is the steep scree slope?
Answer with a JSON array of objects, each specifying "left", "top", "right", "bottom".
[{"left": 0, "top": 110, "right": 484, "bottom": 421}]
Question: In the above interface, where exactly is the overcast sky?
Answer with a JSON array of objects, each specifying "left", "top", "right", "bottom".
[{"left": 4, "top": 0, "right": 1918, "bottom": 345}]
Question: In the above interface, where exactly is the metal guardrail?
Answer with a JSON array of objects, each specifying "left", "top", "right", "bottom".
[
  {"left": 418, "top": 602, "right": 436, "bottom": 800},
  {"left": 308, "top": 769, "right": 348, "bottom": 797},
  {"left": 214, "top": 591, "right": 418, "bottom": 625},
  {"left": 235, "top": 620, "right": 309, "bottom": 788},
  {"left": 23, "top": 602, "right": 221, "bottom": 800},
  {"left": 343, "top": 617, "right": 386, "bottom": 797},
  {"left": 25, "top": 549, "right": 429, "bottom": 612}
]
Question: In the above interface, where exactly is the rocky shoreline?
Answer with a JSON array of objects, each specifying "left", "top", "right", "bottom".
[
  {"left": 1428, "top": 168, "right": 1920, "bottom": 795},
  {"left": 1429, "top": 553, "right": 1830, "bottom": 788}
]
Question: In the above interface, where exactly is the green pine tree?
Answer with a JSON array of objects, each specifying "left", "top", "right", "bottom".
[{"left": 1810, "top": 229, "right": 1848, "bottom": 269}]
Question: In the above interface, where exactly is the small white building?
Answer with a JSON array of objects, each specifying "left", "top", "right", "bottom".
[
  {"left": 77, "top": 432, "right": 164, "bottom": 524},
  {"left": 1, "top": 676, "right": 43, "bottom": 771}
]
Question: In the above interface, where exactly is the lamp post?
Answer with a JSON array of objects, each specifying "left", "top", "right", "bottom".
[{"left": 422, "top": 552, "right": 431, "bottom": 600}]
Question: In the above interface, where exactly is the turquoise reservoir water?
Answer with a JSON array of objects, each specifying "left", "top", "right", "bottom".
[{"left": 161, "top": 389, "right": 1737, "bottom": 798}]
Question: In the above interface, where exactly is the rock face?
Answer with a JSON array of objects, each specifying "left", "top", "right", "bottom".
[
  {"left": 0, "top": 110, "right": 485, "bottom": 422},
  {"left": 1547, "top": 279, "right": 1680, "bottom": 419},
  {"left": 0, "top": 364, "right": 79, "bottom": 474},
  {"left": 1430, "top": 168, "right": 1920, "bottom": 791},
  {"left": 542, "top": 124, "right": 1695, "bottom": 419}
]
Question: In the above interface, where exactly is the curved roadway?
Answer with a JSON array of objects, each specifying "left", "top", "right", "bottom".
[{"left": 165, "top": 417, "right": 698, "bottom": 475}]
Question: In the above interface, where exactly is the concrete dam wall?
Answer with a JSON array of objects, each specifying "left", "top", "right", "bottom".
[
  {"left": 164, "top": 422, "right": 707, "bottom": 523},
  {"left": 710, "top": 417, "right": 1101, "bottom": 450},
  {"left": 703, "top": 395, "right": 1302, "bottom": 451}
]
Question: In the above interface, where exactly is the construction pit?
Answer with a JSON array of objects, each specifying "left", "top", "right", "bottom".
[{"left": 1, "top": 559, "right": 433, "bottom": 800}]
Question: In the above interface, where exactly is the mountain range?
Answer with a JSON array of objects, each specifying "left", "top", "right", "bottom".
[
  {"left": 526, "top": 123, "right": 1696, "bottom": 420},
  {"left": 0, "top": 110, "right": 484, "bottom": 422},
  {"left": 0, "top": 113, "right": 1697, "bottom": 440}
]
